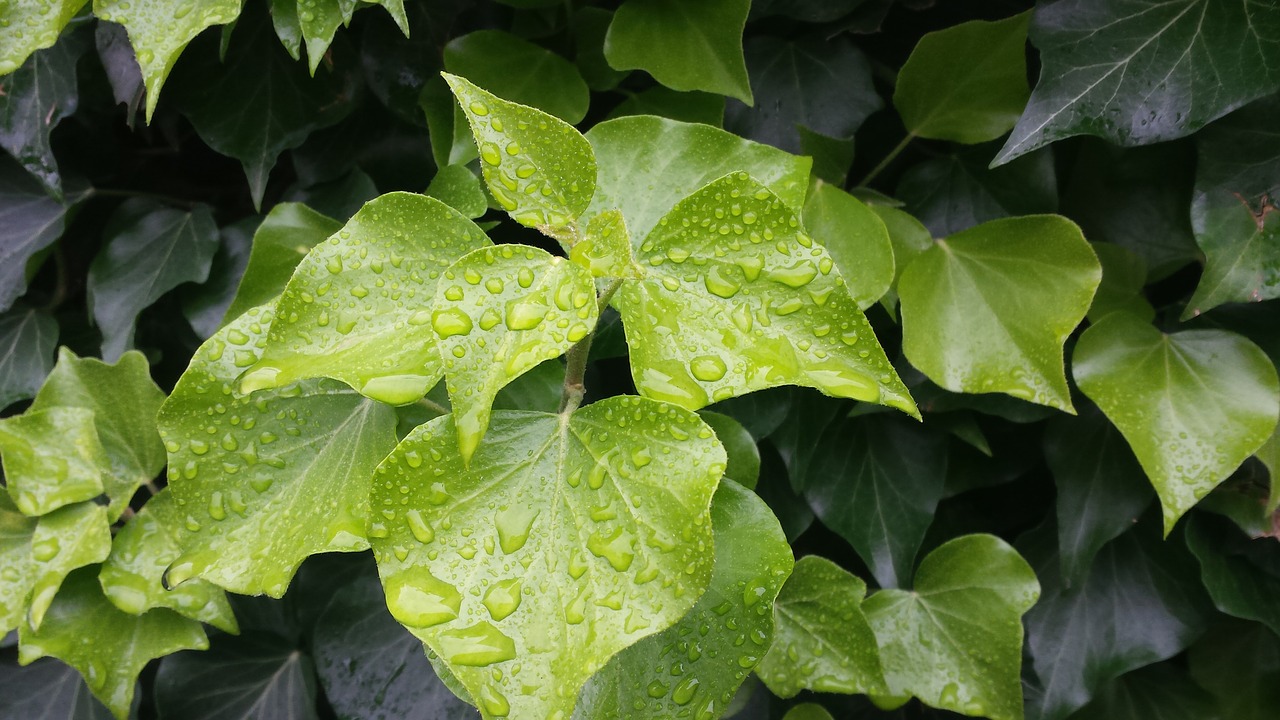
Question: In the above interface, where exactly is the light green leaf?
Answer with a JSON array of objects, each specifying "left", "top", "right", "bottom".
[
  {"left": 444, "top": 30, "right": 590, "bottom": 124},
  {"left": 0, "top": 407, "right": 107, "bottom": 517},
  {"left": 18, "top": 567, "right": 209, "bottom": 720},
  {"left": 433, "top": 244, "right": 598, "bottom": 461},
  {"left": 1072, "top": 313, "right": 1280, "bottom": 533},
  {"left": 586, "top": 116, "right": 811, "bottom": 241},
  {"left": 87, "top": 200, "right": 220, "bottom": 361},
  {"left": 699, "top": 411, "right": 759, "bottom": 489},
  {"left": 29, "top": 349, "right": 167, "bottom": 521},
  {"left": 0, "top": 496, "right": 37, "bottom": 634},
  {"left": 242, "top": 192, "right": 490, "bottom": 406},
  {"left": 26, "top": 502, "right": 111, "bottom": 631},
  {"left": 1088, "top": 243, "right": 1153, "bottom": 323},
  {"left": 863, "top": 534, "right": 1040, "bottom": 720},
  {"left": 222, "top": 202, "right": 343, "bottom": 324},
  {"left": 99, "top": 491, "right": 237, "bottom": 632},
  {"left": 0, "top": 0, "right": 85, "bottom": 75},
  {"left": 605, "top": 0, "right": 752, "bottom": 104},
  {"left": 159, "top": 303, "right": 398, "bottom": 597},
  {"left": 154, "top": 633, "right": 319, "bottom": 720},
  {"left": 1258, "top": 426, "right": 1280, "bottom": 513},
  {"left": 894, "top": 13, "right": 1030, "bottom": 144},
  {"left": 783, "top": 704, "right": 835, "bottom": 720},
  {"left": 899, "top": 215, "right": 1100, "bottom": 412},
  {"left": 802, "top": 181, "right": 893, "bottom": 310},
  {"left": 0, "top": 306, "right": 57, "bottom": 409},
  {"left": 294, "top": 0, "right": 351, "bottom": 74},
  {"left": 369, "top": 396, "right": 725, "bottom": 719},
  {"left": 92, "top": 0, "right": 242, "bottom": 121},
  {"left": 871, "top": 205, "right": 932, "bottom": 314},
  {"left": 269, "top": 0, "right": 303, "bottom": 60},
  {"left": 426, "top": 164, "right": 489, "bottom": 220},
  {"left": 615, "top": 172, "right": 916, "bottom": 416},
  {"left": 444, "top": 73, "right": 597, "bottom": 238},
  {"left": 756, "top": 555, "right": 885, "bottom": 699},
  {"left": 570, "top": 210, "right": 641, "bottom": 279},
  {"left": 575, "top": 480, "right": 792, "bottom": 719}
]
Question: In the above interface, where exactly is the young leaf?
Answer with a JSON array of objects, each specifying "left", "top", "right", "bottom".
[
  {"left": 159, "top": 303, "right": 398, "bottom": 597},
  {"left": 605, "top": 0, "right": 753, "bottom": 104},
  {"left": 0, "top": 31, "right": 85, "bottom": 193},
  {"left": 290, "top": 0, "right": 407, "bottom": 75},
  {"left": 1185, "top": 514, "right": 1280, "bottom": 637},
  {"left": 92, "top": 0, "right": 242, "bottom": 121},
  {"left": 1068, "top": 663, "right": 1220, "bottom": 720},
  {"left": 0, "top": 307, "right": 57, "bottom": 409},
  {"left": 0, "top": 407, "right": 107, "bottom": 516},
  {"left": 575, "top": 480, "right": 793, "bottom": 718},
  {"left": 26, "top": 502, "right": 112, "bottom": 630},
  {"left": 99, "top": 491, "right": 237, "bottom": 633},
  {"left": 87, "top": 200, "right": 220, "bottom": 361},
  {"left": 222, "top": 202, "right": 343, "bottom": 324},
  {"left": 898, "top": 215, "right": 1100, "bottom": 412},
  {"left": 893, "top": 13, "right": 1030, "bottom": 145},
  {"left": 242, "top": 192, "right": 489, "bottom": 406},
  {"left": 783, "top": 705, "right": 835, "bottom": 720},
  {"left": 756, "top": 555, "right": 885, "bottom": 699},
  {"left": 369, "top": 396, "right": 725, "bottom": 719},
  {"left": 802, "top": 182, "right": 894, "bottom": 310},
  {"left": 571, "top": 210, "right": 641, "bottom": 279},
  {"left": 586, "top": 116, "right": 811, "bottom": 241},
  {"left": 994, "top": 0, "right": 1280, "bottom": 165},
  {"left": 0, "top": 495, "right": 37, "bottom": 633},
  {"left": 434, "top": 245, "right": 598, "bottom": 460},
  {"left": 0, "top": 154, "right": 77, "bottom": 312},
  {"left": 698, "top": 411, "right": 760, "bottom": 489},
  {"left": 0, "top": 657, "right": 114, "bottom": 720},
  {"left": 615, "top": 172, "right": 917, "bottom": 415},
  {"left": 0, "top": 0, "right": 84, "bottom": 75},
  {"left": 863, "top": 534, "right": 1040, "bottom": 720},
  {"left": 444, "top": 73, "right": 597, "bottom": 238},
  {"left": 19, "top": 566, "right": 206, "bottom": 720},
  {"left": 154, "top": 634, "right": 318, "bottom": 720},
  {"left": 426, "top": 164, "right": 488, "bottom": 220},
  {"left": 445, "top": 30, "right": 590, "bottom": 124},
  {"left": 1072, "top": 313, "right": 1280, "bottom": 533}
]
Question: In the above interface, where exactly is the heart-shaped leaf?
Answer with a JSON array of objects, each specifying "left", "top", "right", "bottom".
[
  {"left": 0, "top": 407, "right": 107, "bottom": 517},
  {"left": 26, "top": 502, "right": 112, "bottom": 631},
  {"left": 801, "top": 182, "right": 894, "bottom": 310},
  {"left": 222, "top": 202, "right": 342, "bottom": 326},
  {"left": 445, "top": 30, "right": 590, "bottom": 124}
]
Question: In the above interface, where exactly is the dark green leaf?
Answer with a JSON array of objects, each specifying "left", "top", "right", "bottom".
[
  {"left": 0, "top": 306, "right": 57, "bottom": 409},
  {"left": 154, "top": 634, "right": 317, "bottom": 720},
  {"left": 0, "top": 154, "right": 74, "bottom": 312},
  {"left": 1186, "top": 513, "right": 1280, "bottom": 637},
  {"left": 897, "top": 149, "right": 1058, "bottom": 237},
  {"left": 0, "top": 30, "right": 85, "bottom": 193},
  {"left": 766, "top": 388, "right": 841, "bottom": 491},
  {"left": 573, "top": 8, "right": 628, "bottom": 91},
  {"left": 1189, "top": 620, "right": 1280, "bottom": 720},
  {"left": 0, "top": 657, "right": 115, "bottom": 720},
  {"left": 699, "top": 411, "right": 760, "bottom": 489},
  {"left": 1067, "top": 663, "right": 1220, "bottom": 720},
  {"left": 605, "top": 86, "right": 724, "bottom": 126},
  {"left": 445, "top": 30, "right": 589, "bottom": 124},
  {"left": 1087, "top": 243, "right": 1154, "bottom": 323},
  {"left": 222, "top": 202, "right": 342, "bottom": 324},
  {"left": 183, "top": 217, "right": 257, "bottom": 339}
]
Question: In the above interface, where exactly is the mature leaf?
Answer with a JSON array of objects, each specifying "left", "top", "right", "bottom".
[
  {"left": 154, "top": 634, "right": 317, "bottom": 720},
  {"left": 1073, "top": 313, "right": 1280, "bottom": 532},
  {"left": 242, "top": 192, "right": 489, "bottom": 406},
  {"left": 19, "top": 567, "right": 207, "bottom": 719},
  {"left": 804, "top": 415, "right": 947, "bottom": 589},
  {"left": 223, "top": 203, "right": 342, "bottom": 324},
  {"left": 0, "top": 0, "right": 84, "bottom": 75},
  {"left": 0, "top": 657, "right": 114, "bottom": 720},
  {"left": 802, "top": 181, "right": 893, "bottom": 310},
  {"left": 0, "top": 407, "right": 107, "bottom": 516},
  {"left": 757, "top": 555, "right": 884, "bottom": 698},
  {"left": 605, "top": 0, "right": 752, "bottom": 104},
  {"left": 26, "top": 502, "right": 112, "bottom": 630},
  {"left": 894, "top": 13, "right": 1030, "bottom": 144},
  {"left": 313, "top": 572, "right": 476, "bottom": 720},
  {"left": 571, "top": 210, "right": 641, "bottom": 279},
  {"left": 493, "top": 358, "right": 565, "bottom": 413},
  {"left": 573, "top": 7, "right": 628, "bottom": 92},
  {"left": 95, "top": 21, "right": 144, "bottom": 118},
  {"left": 1185, "top": 513, "right": 1280, "bottom": 637},
  {"left": 444, "top": 73, "right": 596, "bottom": 237},
  {"left": 183, "top": 216, "right": 256, "bottom": 338},
  {"left": 870, "top": 204, "right": 932, "bottom": 312},
  {"left": 1022, "top": 522, "right": 1211, "bottom": 720},
  {"left": 766, "top": 388, "right": 842, "bottom": 492},
  {"left": 605, "top": 86, "right": 725, "bottom": 126},
  {"left": 0, "top": 494, "right": 37, "bottom": 633},
  {"left": 725, "top": 34, "right": 880, "bottom": 153},
  {"left": 899, "top": 215, "right": 1100, "bottom": 412},
  {"left": 445, "top": 30, "right": 590, "bottom": 124},
  {"left": 87, "top": 200, "right": 219, "bottom": 361},
  {"left": 30, "top": 349, "right": 167, "bottom": 521},
  {"left": 0, "top": 306, "right": 57, "bottom": 409},
  {"left": 1044, "top": 405, "right": 1152, "bottom": 586},
  {"left": 575, "top": 480, "right": 792, "bottom": 719},
  {"left": 782, "top": 705, "right": 834, "bottom": 720},
  {"left": 0, "top": 154, "right": 75, "bottom": 312},
  {"left": 616, "top": 173, "right": 916, "bottom": 415},
  {"left": 1259, "top": 427, "right": 1280, "bottom": 513},
  {"left": 863, "top": 534, "right": 1040, "bottom": 720},
  {"left": 586, "top": 116, "right": 811, "bottom": 241},
  {"left": 897, "top": 149, "right": 1058, "bottom": 237},
  {"left": 426, "top": 164, "right": 488, "bottom": 220},
  {"left": 99, "top": 491, "right": 237, "bottom": 632},
  {"left": 699, "top": 411, "right": 759, "bottom": 489},
  {"left": 1185, "top": 95, "right": 1280, "bottom": 316},
  {"left": 159, "top": 303, "right": 398, "bottom": 597},
  {"left": 995, "top": 0, "right": 1280, "bottom": 164},
  {"left": 1068, "top": 663, "right": 1220, "bottom": 720},
  {"left": 1189, "top": 620, "right": 1280, "bottom": 720},
  {"left": 711, "top": 388, "right": 792, "bottom": 440},
  {"left": 0, "top": 30, "right": 85, "bottom": 193},
  {"left": 369, "top": 396, "right": 724, "bottom": 719},
  {"left": 1087, "top": 243, "right": 1153, "bottom": 323}
]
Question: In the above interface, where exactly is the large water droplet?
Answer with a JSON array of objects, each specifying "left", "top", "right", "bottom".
[{"left": 384, "top": 568, "right": 461, "bottom": 629}]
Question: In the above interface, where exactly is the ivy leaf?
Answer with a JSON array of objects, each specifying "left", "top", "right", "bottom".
[
  {"left": 92, "top": 0, "right": 242, "bottom": 121},
  {"left": 1072, "top": 313, "right": 1280, "bottom": 533},
  {"left": 1068, "top": 663, "right": 1220, "bottom": 720},
  {"left": 313, "top": 571, "right": 476, "bottom": 720},
  {"left": 183, "top": 217, "right": 256, "bottom": 339},
  {"left": 1189, "top": 620, "right": 1280, "bottom": 720},
  {"left": 782, "top": 704, "right": 834, "bottom": 720},
  {"left": 699, "top": 411, "right": 759, "bottom": 489},
  {"left": 897, "top": 149, "right": 1058, "bottom": 237},
  {"left": 899, "top": 215, "right": 1101, "bottom": 412},
  {"left": 87, "top": 200, "right": 220, "bottom": 361},
  {"left": 445, "top": 30, "right": 590, "bottom": 124},
  {"left": 0, "top": 306, "right": 57, "bottom": 409},
  {"left": 0, "top": 494, "right": 37, "bottom": 633},
  {"left": 0, "top": 407, "right": 107, "bottom": 517},
  {"left": 575, "top": 480, "right": 793, "bottom": 719},
  {"left": 571, "top": 210, "right": 641, "bottom": 279},
  {"left": 893, "top": 13, "right": 1030, "bottom": 144},
  {"left": 222, "top": 202, "right": 342, "bottom": 324},
  {"left": 803, "top": 415, "right": 947, "bottom": 589},
  {"left": 0, "top": 30, "right": 86, "bottom": 193},
  {"left": 1185, "top": 95, "right": 1280, "bottom": 316},
  {"left": 1259, "top": 427, "right": 1280, "bottom": 513},
  {"left": 0, "top": 154, "right": 76, "bottom": 312},
  {"left": 0, "top": 657, "right": 114, "bottom": 720},
  {"left": 1185, "top": 514, "right": 1280, "bottom": 637},
  {"left": 0, "top": 0, "right": 84, "bottom": 75},
  {"left": 493, "top": 359, "right": 566, "bottom": 413},
  {"left": 433, "top": 245, "right": 598, "bottom": 461},
  {"left": 154, "top": 634, "right": 318, "bottom": 720},
  {"left": 426, "top": 164, "right": 488, "bottom": 220},
  {"left": 26, "top": 502, "right": 112, "bottom": 631},
  {"left": 292, "top": 0, "right": 407, "bottom": 75},
  {"left": 30, "top": 349, "right": 167, "bottom": 521},
  {"left": 99, "top": 491, "right": 237, "bottom": 633},
  {"left": 242, "top": 193, "right": 489, "bottom": 406},
  {"left": 725, "top": 34, "right": 880, "bottom": 153},
  {"left": 756, "top": 555, "right": 885, "bottom": 699},
  {"left": 1087, "top": 243, "right": 1154, "bottom": 323},
  {"left": 863, "top": 534, "right": 1040, "bottom": 720},
  {"left": 766, "top": 388, "right": 843, "bottom": 492},
  {"left": 871, "top": 204, "right": 932, "bottom": 313},
  {"left": 573, "top": 7, "right": 628, "bottom": 92},
  {"left": 604, "top": 86, "right": 725, "bottom": 127},
  {"left": 605, "top": 0, "right": 752, "bottom": 104},
  {"left": 586, "top": 116, "right": 811, "bottom": 241},
  {"left": 802, "top": 181, "right": 894, "bottom": 310},
  {"left": 159, "top": 303, "right": 398, "bottom": 597},
  {"left": 369, "top": 396, "right": 724, "bottom": 719},
  {"left": 444, "top": 73, "right": 597, "bottom": 237},
  {"left": 616, "top": 172, "right": 917, "bottom": 415},
  {"left": 995, "top": 0, "right": 1280, "bottom": 165}
]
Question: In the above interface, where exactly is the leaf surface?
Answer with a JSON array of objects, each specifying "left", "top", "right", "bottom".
[
  {"left": 445, "top": 30, "right": 590, "bottom": 124},
  {"left": 0, "top": 306, "right": 57, "bottom": 409},
  {"left": 0, "top": 407, "right": 107, "bottom": 516},
  {"left": 0, "top": 154, "right": 75, "bottom": 312},
  {"left": 154, "top": 634, "right": 317, "bottom": 720},
  {"left": 0, "top": 657, "right": 114, "bottom": 720},
  {"left": 223, "top": 203, "right": 342, "bottom": 324},
  {"left": 802, "top": 182, "right": 894, "bottom": 310},
  {"left": 1189, "top": 620, "right": 1280, "bottom": 720},
  {"left": 0, "top": 31, "right": 84, "bottom": 192},
  {"left": 0, "top": 0, "right": 85, "bottom": 75},
  {"left": 26, "top": 502, "right": 112, "bottom": 630},
  {"left": 1068, "top": 663, "right": 1220, "bottom": 720}
]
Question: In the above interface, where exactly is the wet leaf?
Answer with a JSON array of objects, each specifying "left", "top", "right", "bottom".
[
  {"left": 445, "top": 30, "right": 590, "bottom": 124},
  {"left": 0, "top": 30, "right": 86, "bottom": 193},
  {"left": 0, "top": 0, "right": 84, "bottom": 75},
  {"left": 25, "top": 502, "right": 112, "bottom": 631},
  {"left": 0, "top": 407, "right": 107, "bottom": 517},
  {"left": 802, "top": 181, "right": 894, "bottom": 310},
  {"left": 426, "top": 163, "right": 488, "bottom": 220},
  {"left": 222, "top": 202, "right": 342, "bottom": 324}
]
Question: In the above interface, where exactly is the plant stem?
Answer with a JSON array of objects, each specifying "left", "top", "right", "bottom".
[
  {"left": 417, "top": 396, "right": 450, "bottom": 416},
  {"left": 559, "top": 279, "right": 623, "bottom": 415},
  {"left": 857, "top": 132, "right": 915, "bottom": 188},
  {"left": 41, "top": 245, "right": 68, "bottom": 312}
]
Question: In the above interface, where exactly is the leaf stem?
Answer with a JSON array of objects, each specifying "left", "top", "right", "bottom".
[
  {"left": 559, "top": 278, "right": 623, "bottom": 415},
  {"left": 417, "top": 395, "right": 450, "bottom": 416},
  {"left": 857, "top": 132, "right": 915, "bottom": 188},
  {"left": 41, "top": 244, "right": 68, "bottom": 312}
]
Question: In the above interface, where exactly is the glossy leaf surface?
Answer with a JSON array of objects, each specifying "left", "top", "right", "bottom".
[
  {"left": 801, "top": 181, "right": 894, "bottom": 310},
  {"left": 0, "top": 306, "right": 57, "bottom": 410},
  {"left": 0, "top": 657, "right": 114, "bottom": 720},
  {"left": 0, "top": 407, "right": 107, "bottom": 516},
  {"left": 223, "top": 203, "right": 342, "bottom": 325},
  {"left": 154, "top": 633, "right": 317, "bottom": 720},
  {"left": 445, "top": 30, "right": 590, "bottom": 124},
  {"left": 26, "top": 502, "right": 112, "bottom": 631},
  {"left": 0, "top": 141, "right": 75, "bottom": 312},
  {"left": 1068, "top": 663, "right": 1220, "bottom": 720},
  {"left": 0, "top": 32, "right": 83, "bottom": 193},
  {"left": 0, "top": 0, "right": 84, "bottom": 75}
]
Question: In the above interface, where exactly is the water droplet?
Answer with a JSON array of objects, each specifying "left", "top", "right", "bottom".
[
  {"left": 384, "top": 568, "right": 461, "bottom": 629},
  {"left": 689, "top": 355, "right": 727, "bottom": 382},
  {"left": 495, "top": 505, "right": 538, "bottom": 554},
  {"left": 432, "top": 308, "right": 473, "bottom": 338},
  {"left": 483, "top": 578, "right": 522, "bottom": 621},
  {"left": 437, "top": 621, "right": 517, "bottom": 666}
]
